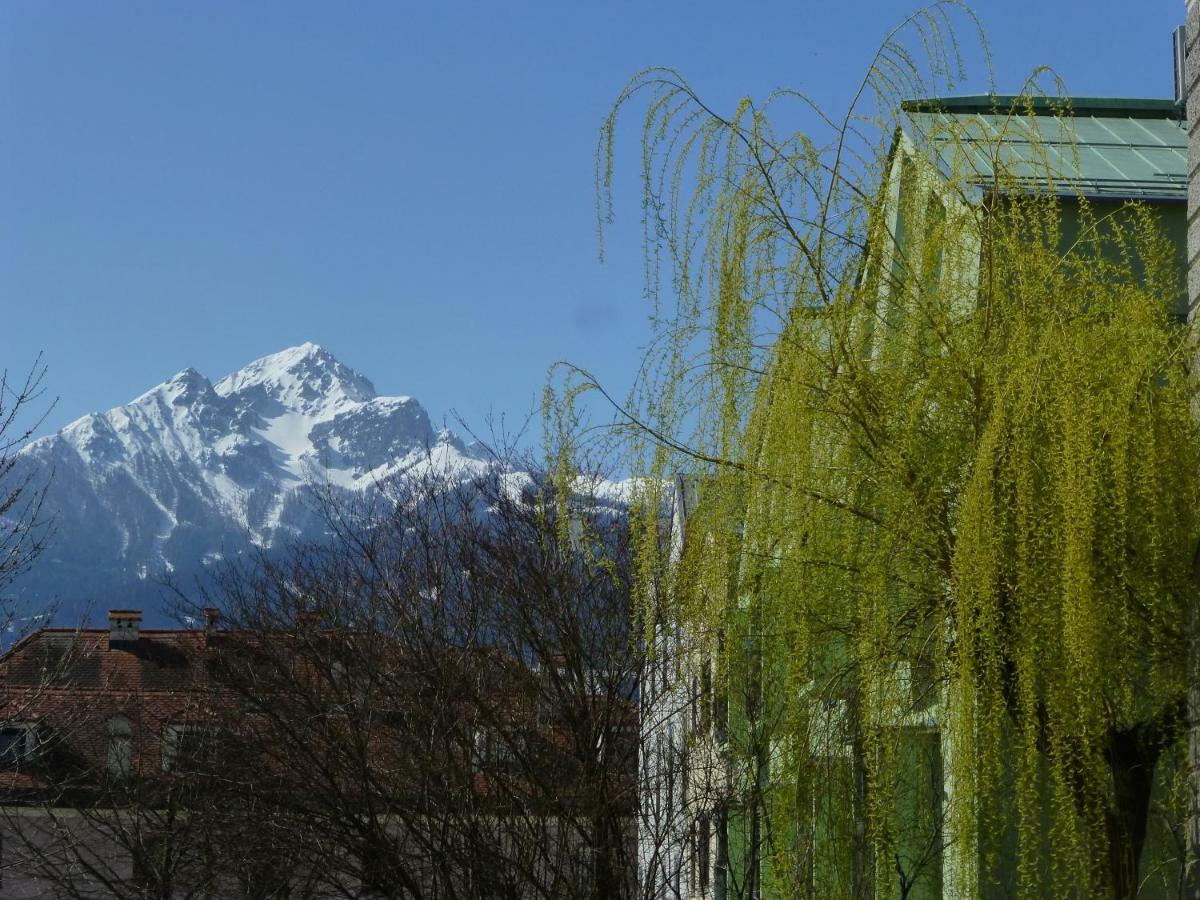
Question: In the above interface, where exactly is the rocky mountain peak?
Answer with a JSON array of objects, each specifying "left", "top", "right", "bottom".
[
  {"left": 214, "top": 342, "right": 377, "bottom": 414},
  {"left": 12, "top": 345, "right": 487, "bottom": 623}
]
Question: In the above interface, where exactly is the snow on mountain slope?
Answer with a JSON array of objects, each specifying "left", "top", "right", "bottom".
[{"left": 9, "top": 343, "right": 489, "bottom": 622}]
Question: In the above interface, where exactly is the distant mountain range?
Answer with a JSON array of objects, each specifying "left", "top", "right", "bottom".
[{"left": 7, "top": 343, "right": 493, "bottom": 625}]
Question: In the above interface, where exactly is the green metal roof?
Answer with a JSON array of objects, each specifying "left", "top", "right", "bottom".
[
  {"left": 900, "top": 96, "right": 1187, "bottom": 202},
  {"left": 901, "top": 95, "right": 1184, "bottom": 119}
]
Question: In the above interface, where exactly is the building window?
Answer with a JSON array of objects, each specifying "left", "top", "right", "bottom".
[
  {"left": 0, "top": 725, "right": 35, "bottom": 771},
  {"left": 688, "top": 821, "right": 697, "bottom": 894},
  {"left": 161, "top": 723, "right": 221, "bottom": 772},
  {"left": 106, "top": 716, "right": 133, "bottom": 779},
  {"left": 691, "top": 674, "right": 700, "bottom": 730},
  {"left": 472, "top": 725, "right": 523, "bottom": 771},
  {"left": 596, "top": 722, "right": 636, "bottom": 767},
  {"left": 698, "top": 814, "right": 710, "bottom": 892}
]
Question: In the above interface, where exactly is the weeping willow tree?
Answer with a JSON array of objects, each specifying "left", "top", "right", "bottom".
[{"left": 575, "top": 4, "right": 1200, "bottom": 898}]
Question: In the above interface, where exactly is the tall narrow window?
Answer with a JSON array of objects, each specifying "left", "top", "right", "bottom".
[
  {"left": 106, "top": 715, "right": 132, "bottom": 779},
  {"left": 691, "top": 674, "right": 700, "bottom": 730},
  {"left": 689, "top": 821, "right": 697, "bottom": 893},
  {"left": 888, "top": 154, "right": 919, "bottom": 313}
]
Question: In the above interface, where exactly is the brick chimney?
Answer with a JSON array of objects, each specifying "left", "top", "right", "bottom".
[{"left": 108, "top": 610, "right": 142, "bottom": 649}]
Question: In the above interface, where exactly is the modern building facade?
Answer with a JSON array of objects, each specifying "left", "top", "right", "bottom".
[{"left": 642, "top": 88, "right": 1191, "bottom": 900}]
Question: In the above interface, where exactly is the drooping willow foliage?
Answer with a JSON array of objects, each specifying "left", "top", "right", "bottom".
[{"left": 576, "top": 3, "right": 1200, "bottom": 897}]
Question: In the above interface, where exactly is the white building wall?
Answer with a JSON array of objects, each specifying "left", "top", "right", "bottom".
[{"left": 1185, "top": 4, "right": 1200, "bottom": 893}]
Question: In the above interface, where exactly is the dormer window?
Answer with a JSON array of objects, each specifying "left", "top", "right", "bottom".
[
  {"left": 106, "top": 716, "right": 133, "bottom": 779},
  {"left": 162, "top": 723, "right": 223, "bottom": 773},
  {"left": 0, "top": 724, "right": 37, "bottom": 770},
  {"left": 472, "top": 725, "right": 522, "bottom": 771}
]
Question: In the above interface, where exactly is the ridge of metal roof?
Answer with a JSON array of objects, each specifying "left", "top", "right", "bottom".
[
  {"left": 899, "top": 97, "right": 1187, "bottom": 202},
  {"left": 901, "top": 95, "right": 1184, "bottom": 120}
]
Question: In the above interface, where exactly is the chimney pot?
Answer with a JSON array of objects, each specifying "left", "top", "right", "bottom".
[
  {"left": 108, "top": 610, "right": 142, "bottom": 649},
  {"left": 202, "top": 607, "right": 220, "bottom": 635}
]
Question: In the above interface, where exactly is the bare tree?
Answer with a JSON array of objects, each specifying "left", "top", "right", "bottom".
[
  {"left": 1, "top": 461, "right": 661, "bottom": 899},
  {"left": 0, "top": 355, "right": 54, "bottom": 607}
]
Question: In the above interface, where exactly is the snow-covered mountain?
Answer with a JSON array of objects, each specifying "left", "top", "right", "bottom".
[{"left": 9, "top": 343, "right": 489, "bottom": 623}]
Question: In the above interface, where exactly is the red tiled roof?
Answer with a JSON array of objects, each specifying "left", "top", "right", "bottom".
[
  {"left": 2, "top": 628, "right": 208, "bottom": 691},
  {"left": 0, "top": 622, "right": 639, "bottom": 803},
  {"left": 0, "top": 626, "right": 221, "bottom": 790}
]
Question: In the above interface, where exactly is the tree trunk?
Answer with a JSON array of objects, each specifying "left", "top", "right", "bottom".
[
  {"left": 1104, "top": 727, "right": 1159, "bottom": 900},
  {"left": 850, "top": 703, "right": 873, "bottom": 900}
]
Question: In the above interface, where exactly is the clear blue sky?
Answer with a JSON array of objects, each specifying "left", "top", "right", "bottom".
[{"left": 0, "top": 1, "right": 1186, "bottom": 443}]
